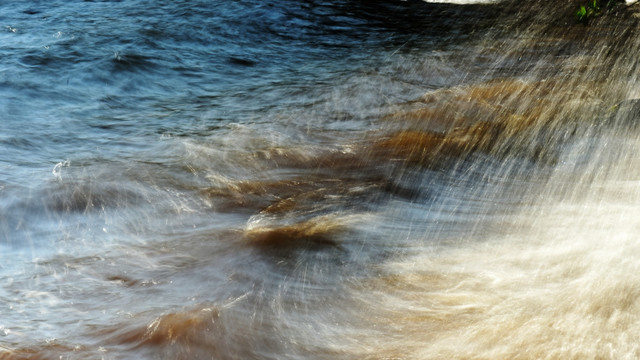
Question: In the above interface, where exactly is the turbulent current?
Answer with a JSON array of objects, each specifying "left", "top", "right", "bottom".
[{"left": 2, "top": 0, "right": 640, "bottom": 359}]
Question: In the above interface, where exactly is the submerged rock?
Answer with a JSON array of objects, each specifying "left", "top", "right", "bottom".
[{"left": 245, "top": 219, "right": 342, "bottom": 249}]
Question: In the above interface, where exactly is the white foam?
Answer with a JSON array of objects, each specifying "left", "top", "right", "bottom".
[{"left": 356, "top": 131, "right": 640, "bottom": 358}]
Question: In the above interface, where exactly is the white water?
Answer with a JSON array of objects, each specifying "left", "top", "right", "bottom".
[{"left": 350, "top": 130, "right": 640, "bottom": 358}]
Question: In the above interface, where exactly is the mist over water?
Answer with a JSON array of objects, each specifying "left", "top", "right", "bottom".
[{"left": 2, "top": 0, "right": 640, "bottom": 358}]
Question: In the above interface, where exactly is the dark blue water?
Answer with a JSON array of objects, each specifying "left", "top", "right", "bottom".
[
  {"left": 1, "top": 0, "right": 483, "bottom": 261},
  {"left": 3, "top": 0, "right": 640, "bottom": 358}
]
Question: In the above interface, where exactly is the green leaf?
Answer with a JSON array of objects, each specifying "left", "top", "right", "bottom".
[{"left": 576, "top": 5, "right": 587, "bottom": 21}]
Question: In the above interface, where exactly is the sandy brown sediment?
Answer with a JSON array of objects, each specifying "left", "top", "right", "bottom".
[
  {"left": 132, "top": 307, "right": 220, "bottom": 347},
  {"left": 381, "top": 104, "right": 484, "bottom": 134},
  {"left": 201, "top": 175, "right": 387, "bottom": 215},
  {"left": 196, "top": 79, "right": 594, "bottom": 240},
  {"left": 371, "top": 77, "right": 614, "bottom": 169},
  {"left": 371, "top": 119, "right": 509, "bottom": 167},
  {"left": 200, "top": 179, "right": 315, "bottom": 213},
  {"left": 0, "top": 343, "right": 83, "bottom": 360},
  {"left": 244, "top": 215, "right": 346, "bottom": 249},
  {"left": 0, "top": 349, "right": 36, "bottom": 360},
  {"left": 197, "top": 77, "right": 617, "bottom": 255},
  {"left": 97, "top": 305, "right": 222, "bottom": 357},
  {"left": 205, "top": 79, "right": 591, "bottom": 186}
]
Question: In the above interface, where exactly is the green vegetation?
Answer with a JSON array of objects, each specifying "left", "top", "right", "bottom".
[
  {"left": 576, "top": 0, "right": 626, "bottom": 24},
  {"left": 576, "top": 0, "right": 600, "bottom": 23}
]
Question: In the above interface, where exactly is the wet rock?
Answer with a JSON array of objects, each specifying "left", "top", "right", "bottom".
[
  {"left": 244, "top": 216, "right": 344, "bottom": 249},
  {"left": 373, "top": 78, "right": 600, "bottom": 168}
]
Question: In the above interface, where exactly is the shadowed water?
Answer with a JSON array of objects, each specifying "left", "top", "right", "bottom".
[{"left": 2, "top": 0, "right": 640, "bottom": 359}]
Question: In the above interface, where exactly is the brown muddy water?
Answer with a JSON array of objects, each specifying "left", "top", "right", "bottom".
[{"left": 2, "top": 0, "right": 640, "bottom": 359}]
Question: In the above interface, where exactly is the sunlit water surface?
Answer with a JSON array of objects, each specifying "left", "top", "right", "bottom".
[{"left": 2, "top": 0, "right": 640, "bottom": 359}]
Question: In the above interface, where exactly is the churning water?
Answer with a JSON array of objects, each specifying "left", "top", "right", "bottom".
[{"left": 2, "top": 0, "right": 640, "bottom": 358}]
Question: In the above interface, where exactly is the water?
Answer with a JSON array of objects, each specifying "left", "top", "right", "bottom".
[{"left": 2, "top": 0, "right": 640, "bottom": 358}]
